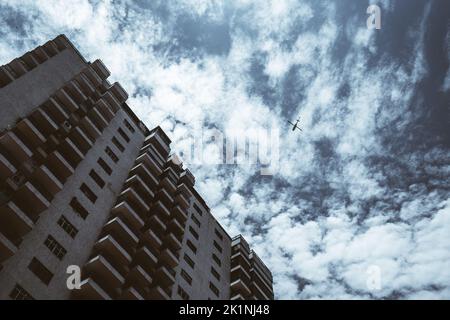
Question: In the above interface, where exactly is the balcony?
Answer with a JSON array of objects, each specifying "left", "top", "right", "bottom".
[
  {"left": 161, "top": 177, "right": 176, "bottom": 194},
  {"left": 42, "top": 40, "right": 59, "bottom": 57},
  {"left": 130, "top": 165, "right": 158, "bottom": 195},
  {"left": 110, "top": 82, "right": 128, "bottom": 103},
  {"left": 55, "top": 88, "right": 79, "bottom": 113},
  {"left": 83, "top": 66, "right": 103, "bottom": 88},
  {"left": 69, "top": 126, "right": 93, "bottom": 153},
  {"left": 59, "top": 137, "right": 84, "bottom": 166},
  {"left": 177, "top": 183, "right": 192, "bottom": 200},
  {"left": 66, "top": 80, "right": 87, "bottom": 104},
  {"left": 160, "top": 248, "right": 179, "bottom": 269},
  {"left": 91, "top": 59, "right": 110, "bottom": 80},
  {"left": 46, "top": 98, "right": 69, "bottom": 123},
  {"left": 231, "top": 279, "right": 252, "bottom": 296},
  {"left": 95, "top": 99, "right": 115, "bottom": 122},
  {"left": 0, "top": 230, "right": 18, "bottom": 263},
  {"left": 88, "top": 107, "right": 108, "bottom": 131},
  {"left": 135, "top": 152, "right": 163, "bottom": 176},
  {"left": 175, "top": 192, "right": 189, "bottom": 209},
  {"left": 172, "top": 205, "right": 188, "bottom": 222},
  {"left": 148, "top": 214, "right": 166, "bottom": 233},
  {"left": 111, "top": 201, "right": 145, "bottom": 233},
  {"left": 33, "top": 165, "right": 63, "bottom": 196},
  {"left": 102, "top": 91, "right": 120, "bottom": 113},
  {"left": 0, "top": 131, "right": 32, "bottom": 163},
  {"left": 32, "top": 46, "right": 49, "bottom": 63},
  {"left": 135, "top": 246, "right": 158, "bottom": 269},
  {"left": 80, "top": 116, "right": 101, "bottom": 140},
  {"left": 74, "top": 278, "right": 111, "bottom": 300},
  {"left": 16, "top": 118, "right": 46, "bottom": 146},
  {"left": 144, "top": 132, "right": 170, "bottom": 158},
  {"left": 148, "top": 286, "right": 170, "bottom": 300},
  {"left": 230, "top": 293, "right": 245, "bottom": 300},
  {"left": 142, "top": 228, "right": 162, "bottom": 251},
  {"left": 75, "top": 73, "right": 96, "bottom": 97},
  {"left": 119, "top": 187, "right": 150, "bottom": 213},
  {"left": 94, "top": 235, "right": 132, "bottom": 267},
  {"left": 15, "top": 181, "right": 50, "bottom": 219},
  {"left": 167, "top": 219, "right": 184, "bottom": 236},
  {"left": 165, "top": 233, "right": 182, "bottom": 251},
  {"left": 155, "top": 266, "right": 175, "bottom": 287},
  {"left": 153, "top": 199, "right": 171, "bottom": 219},
  {"left": 251, "top": 281, "right": 271, "bottom": 300},
  {"left": 125, "top": 175, "right": 154, "bottom": 201},
  {"left": 9, "top": 59, "right": 27, "bottom": 76},
  {"left": 120, "top": 287, "right": 144, "bottom": 300},
  {"left": 32, "top": 108, "right": 59, "bottom": 135},
  {"left": 103, "top": 217, "right": 139, "bottom": 252},
  {"left": 140, "top": 144, "right": 165, "bottom": 169},
  {"left": 46, "top": 150, "right": 74, "bottom": 181},
  {"left": 85, "top": 255, "right": 125, "bottom": 289},
  {"left": 0, "top": 66, "right": 14, "bottom": 87},
  {"left": 0, "top": 152, "right": 16, "bottom": 179},
  {"left": 128, "top": 265, "right": 152, "bottom": 288},
  {"left": 231, "top": 265, "right": 252, "bottom": 285}
]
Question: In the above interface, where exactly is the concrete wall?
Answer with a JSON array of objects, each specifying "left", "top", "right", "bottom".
[{"left": 0, "top": 49, "right": 86, "bottom": 132}]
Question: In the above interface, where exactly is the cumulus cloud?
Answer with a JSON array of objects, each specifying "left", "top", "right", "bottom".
[{"left": 0, "top": 0, "right": 449, "bottom": 299}]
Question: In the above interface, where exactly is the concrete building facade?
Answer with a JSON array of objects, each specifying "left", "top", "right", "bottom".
[{"left": 0, "top": 35, "right": 273, "bottom": 300}]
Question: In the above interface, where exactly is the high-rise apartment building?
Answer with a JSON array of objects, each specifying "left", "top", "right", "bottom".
[{"left": 0, "top": 35, "right": 273, "bottom": 300}]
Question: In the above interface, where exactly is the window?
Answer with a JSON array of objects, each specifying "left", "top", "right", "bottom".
[
  {"left": 9, "top": 284, "right": 34, "bottom": 300},
  {"left": 57, "top": 216, "right": 78, "bottom": 238},
  {"left": 181, "top": 269, "right": 192, "bottom": 285},
  {"left": 212, "top": 253, "right": 221, "bottom": 267},
  {"left": 118, "top": 127, "right": 130, "bottom": 142},
  {"left": 193, "top": 203, "right": 203, "bottom": 216},
  {"left": 209, "top": 282, "right": 220, "bottom": 297},
  {"left": 97, "top": 157, "right": 112, "bottom": 175},
  {"left": 28, "top": 258, "right": 53, "bottom": 285},
  {"left": 44, "top": 235, "right": 67, "bottom": 260},
  {"left": 184, "top": 253, "right": 195, "bottom": 269},
  {"left": 211, "top": 267, "right": 221, "bottom": 281},
  {"left": 215, "top": 228, "right": 224, "bottom": 241},
  {"left": 177, "top": 286, "right": 190, "bottom": 300},
  {"left": 189, "top": 226, "right": 199, "bottom": 240},
  {"left": 69, "top": 197, "right": 89, "bottom": 219},
  {"left": 123, "top": 119, "right": 135, "bottom": 133},
  {"left": 80, "top": 183, "right": 97, "bottom": 203},
  {"left": 187, "top": 240, "right": 197, "bottom": 254},
  {"left": 112, "top": 137, "right": 125, "bottom": 152},
  {"left": 213, "top": 240, "right": 223, "bottom": 253},
  {"left": 89, "top": 169, "right": 105, "bottom": 188},
  {"left": 105, "top": 146, "right": 118, "bottom": 163},
  {"left": 192, "top": 215, "right": 201, "bottom": 228}
]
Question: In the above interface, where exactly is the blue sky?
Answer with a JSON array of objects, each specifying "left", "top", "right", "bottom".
[{"left": 0, "top": 0, "right": 449, "bottom": 299}]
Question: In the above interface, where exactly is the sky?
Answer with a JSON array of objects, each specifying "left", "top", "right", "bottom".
[{"left": 0, "top": 0, "right": 449, "bottom": 299}]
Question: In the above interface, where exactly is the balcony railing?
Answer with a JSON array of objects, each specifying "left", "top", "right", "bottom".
[
  {"left": 111, "top": 201, "right": 145, "bottom": 233},
  {"left": 103, "top": 216, "right": 139, "bottom": 252},
  {"left": 94, "top": 235, "right": 132, "bottom": 268},
  {"left": 46, "top": 150, "right": 74, "bottom": 181},
  {"left": 148, "top": 286, "right": 170, "bottom": 300},
  {"left": 230, "top": 279, "right": 252, "bottom": 296},
  {"left": 0, "top": 230, "right": 17, "bottom": 263},
  {"left": 73, "top": 278, "right": 112, "bottom": 300},
  {"left": 0, "top": 131, "right": 33, "bottom": 163},
  {"left": 160, "top": 248, "right": 179, "bottom": 269},
  {"left": 135, "top": 246, "right": 158, "bottom": 269},
  {"left": 128, "top": 265, "right": 153, "bottom": 288},
  {"left": 33, "top": 165, "right": 63, "bottom": 196},
  {"left": 154, "top": 266, "right": 175, "bottom": 287},
  {"left": 85, "top": 255, "right": 125, "bottom": 290},
  {"left": 120, "top": 287, "right": 144, "bottom": 300},
  {"left": 142, "top": 228, "right": 162, "bottom": 252},
  {"left": 0, "top": 152, "right": 17, "bottom": 179},
  {"left": 16, "top": 118, "right": 46, "bottom": 146}
]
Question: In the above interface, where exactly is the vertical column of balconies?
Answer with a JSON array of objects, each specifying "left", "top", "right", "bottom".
[
  {"left": 229, "top": 235, "right": 254, "bottom": 300},
  {"left": 229, "top": 235, "right": 274, "bottom": 300},
  {"left": 0, "top": 59, "right": 124, "bottom": 268},
  {"left": 0, "top": 35, "right": 71, "bottom": 89}
]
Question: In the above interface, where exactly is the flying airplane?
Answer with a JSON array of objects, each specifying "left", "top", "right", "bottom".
[{"left": 288, "top": 118, "right": 303, "bottom": 132}]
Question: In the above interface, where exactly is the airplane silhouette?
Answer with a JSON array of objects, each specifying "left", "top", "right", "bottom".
[{"left": 288, "top": 118, "right": 302, "bottom": 132}]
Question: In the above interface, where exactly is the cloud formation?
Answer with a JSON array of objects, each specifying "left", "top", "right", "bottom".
[{"left": 0, "top": 0, "right": 449, "bottom": 299}]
